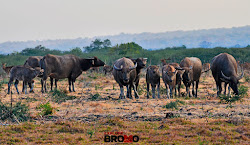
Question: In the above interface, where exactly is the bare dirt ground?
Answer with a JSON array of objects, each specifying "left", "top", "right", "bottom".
[{"left": 0, "top": 71, "right": 249, "bottom": 144}]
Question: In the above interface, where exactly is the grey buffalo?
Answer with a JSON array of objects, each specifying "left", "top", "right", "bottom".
[
  {"left": 112, "top": 57, "right": 138, "bottom": 99},
  {"left": 8, "top": 66, "right": 43, "bottom": 94}
]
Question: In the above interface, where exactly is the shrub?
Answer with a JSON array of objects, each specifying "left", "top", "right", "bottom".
[
  {"left": 219, "top": 85, "right": 248, "bottom": 108},
  {"left": 244, "top": 75, "right": 250, "bottom": 83},
  {"left": 38, "top": 102, "right": 53, "bottom": 116},
  {"left": 50, "top": 89, "right": 76, "bottom": 104},
  {"left": 163, "top": 100, "right": 185, "bottom": 110},
  {"left": 0, "top": 101, "right": 30, "bottom": 122},
  {"left": 90, "top": 93, "right": 100, "bottom": 101}
]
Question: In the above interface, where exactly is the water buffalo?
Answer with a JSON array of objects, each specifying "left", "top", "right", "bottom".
[
  {"left": 23, "top": 56, "right": 51, "bottom": 92},
  {"left": 130, "top": 58, "right": 147, "bottom": 98},
  {"left": 112, "top": 57, "right": 138, "bottom": 99},
  {"left": 8, "top": 66, "right": 43, "bottom": 94},
  {"left": 211, "top": 53, "right": 244, "bottom": 96},
  {"left": 40, "top": 54, "right": 105, "bottom": 92},
  {"left": 179, "top": 57, "right": 202, "bottom": 97},
  {"left": 202, "top": 63, "right": 211, "bottom": 77},
  {"left": 169, "top": 63, "right": 183, "bottom": 97},
  {"left": 162, "top": 65, "right": 178, "bottom": 98},
  {"left": 103, "top": 65, "right": 113, "bottom": 75},
  {"left": 146, "top": 65, "right": 160, "bottom": 98}
]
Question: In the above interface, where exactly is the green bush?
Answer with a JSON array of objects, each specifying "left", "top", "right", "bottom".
[
  {"left": 244, "top": 75, "right": 250, "bottom": 83},
  {"left": 219, "top": 85, "right": 248, "bottom": 108},
  {"left": 0, "top": 101, "right": 30, "bottom": 122},
  {"left": 50, "top": 89, "right": 76, "bottom": 104},
  {"left": 163, "top": 100, "right": 185, "bottom": 110},
  {"left": 38, "top": 102, "right": 53, "bottom": 116},
  {"left": 90, "top": 93, "right": 100, "bottom": 101}
]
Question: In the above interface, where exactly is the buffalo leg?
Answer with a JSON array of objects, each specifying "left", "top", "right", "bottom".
[
  {"left": 192, "top": 82, "right": 195, "bottom": 97},
  {"left": 132, "top": 84, "right": 139, "bottom": 99},
  {"left": 165, "top": 83, "right": 169, "bottom": 99},
  {"left": 134, "top": 81, "right": 139, "bottom": 98},
  {"left": 14, "top": 80, "right": 19, "bottom": 94},
  {"left": 216, "top": 81, "right": 222, "bottom": 97},
  {"left": 195, "top": 81, "right": 199, "bottom": 98},
  {"left": 227, "top": 85, "right": 231, "bottom": 96},
  {"left": 119, "top": 85, "right": 125, "bottom": 99},
  {"left": 22, "top": 81, "right": 25, "bottom": 93},
  {"left": 170, "top": 86, "right": 174, "bottom": 98},
  {"left": 151, "top": 84, "right": 156, "bottom": 99},
  {"left": 174, "top": 87, "right": 177, "bottom": 97},
  {"left": 55, "top": 79, "right": 58, "bottom": 89},
  {"left": 72, "top": 79, "right": 76, "bottom": 92},
  {"left": 50, "top": 77, "right": 54, "bottom": 91},
  {"left": 29, "top": 82, "right": 34, "bottom": 93},
  {"left": 23, "top": 81, "right": 28, "bottom": 94},
  {"left": 186, "top": 84, "right": 191, "bottom": 98},
  {"left": 68, "top": 78, "right": 72, "bottom": 92},
  {"left": 224, "top": 82, "right": 228, "bottom": 95},
  {"left": 177, "top": 83, "right": 181, "bottom": 97},
  {"left": 146, "top": 83, "right": 150, "bottom": 99},
  {"left": 126, "top": 85, "right": 132, "bottom": 99},
  {"left": 157, "top": 82, "right": 160, "bottom": 98},
  {"left": 7, "top": 78, "right": 14, "bottom": 94}
]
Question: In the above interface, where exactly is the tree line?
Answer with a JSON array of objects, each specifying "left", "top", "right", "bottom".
[{"left": 0, "top": 39, "right": 249, "bottom": 67}]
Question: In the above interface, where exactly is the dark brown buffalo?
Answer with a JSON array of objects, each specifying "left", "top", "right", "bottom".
[
  {"left": 130, "top": 58, "right": 147, "bottom": 98},
  {"left": 211, "top": 53, "right": 244, "bottom": 96},
  {"left": 179, "top": 57, "right": 202, "bottom": 97},
  {"left": 112, "top": 57, "right": 137, "bottom": 99},
  {"left": 146, "top": 65, "right": 160, "bottom": 98},
  {"left": 202, "top": 63, "right": 211, "bottom": 77},
  {"left": 40, "top": 54, "right": 105, "bottom": 92},
  {"left": 162, "top": 65, "right": 177, "bottom": 98},
  {"left": 8, "top": 66, "right": 43, "bottom": 94},
  {"left": 103, "top": 65, "right": 113, "bottom": 75}
]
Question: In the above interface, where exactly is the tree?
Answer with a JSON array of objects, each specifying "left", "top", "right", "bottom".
[
  {"left": 199, "top": 41, "right": 212, "bottom": 48},
  {"left": 83, "top": 39, "right": 112, "bottom": 52},
  {"left": 69, "top": 47, "right": 82, "bottom": 56},
  {"left": 110, "top": 42, "right": 143, "bottom": 55},
  {"left": 103, "top": 39, "right": 111, "bottom": 48}
]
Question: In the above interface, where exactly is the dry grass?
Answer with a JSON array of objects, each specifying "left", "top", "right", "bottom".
[{"left": 0, "top": 71, "right": 249, "bottom": 144}]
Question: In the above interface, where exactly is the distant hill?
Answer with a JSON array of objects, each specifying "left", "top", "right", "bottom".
[{"left": 0, "top": 26, "right": 249, "bottom": 54}]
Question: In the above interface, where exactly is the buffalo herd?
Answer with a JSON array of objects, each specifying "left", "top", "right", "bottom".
[{"left": 3, "top": 53, "right": 245, "bottom": 99}]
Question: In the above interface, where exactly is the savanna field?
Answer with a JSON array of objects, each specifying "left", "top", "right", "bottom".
[{"left": 0, "top": 69, "right": 249, "bottom": 144}]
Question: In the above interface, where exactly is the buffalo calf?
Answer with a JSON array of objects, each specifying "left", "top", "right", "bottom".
[
  {"left": 8, "top": 66, "right": 43, "bottom": 94},
  {"left": 162, "top": 65, "right": 177, "bottom": 98},
  {"left": 146, "top": 65, "right": 160, "bottom": 99}
]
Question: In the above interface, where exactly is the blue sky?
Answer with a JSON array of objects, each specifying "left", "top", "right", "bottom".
[{"left": 0, "top": 0, "right": 249, "bottom": 43}]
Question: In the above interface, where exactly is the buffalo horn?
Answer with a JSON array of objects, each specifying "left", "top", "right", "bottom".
[{"left": 221, "top": 71, "right": 231, "bottom": 81}]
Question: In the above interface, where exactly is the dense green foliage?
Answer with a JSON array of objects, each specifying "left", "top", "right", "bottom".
[
  {"left": 0, "top": 101, "right": 30, "bottom": 122},
  {"left": 37, "top": 102, "right": 53, "bottom": 116},
  {"left": 0, "top": 41, "right": 249, "bottom": 67}
]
